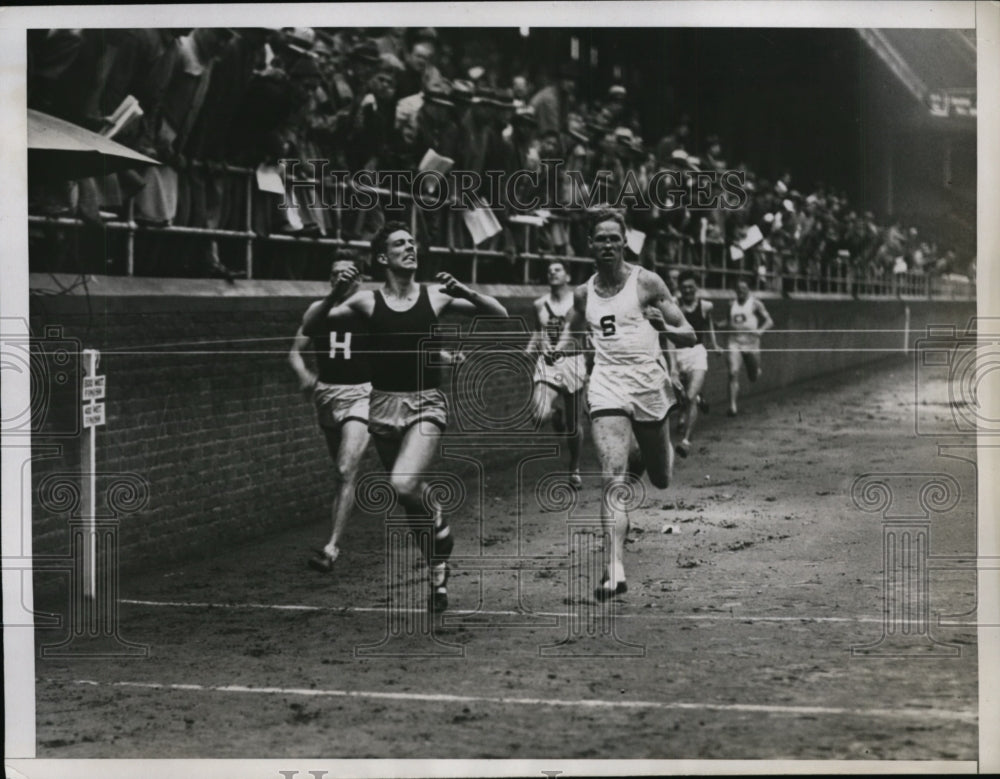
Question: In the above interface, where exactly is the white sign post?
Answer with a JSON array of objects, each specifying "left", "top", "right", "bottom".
[{"left": 81, "top": 349, "right": 105, "bottom": 599}]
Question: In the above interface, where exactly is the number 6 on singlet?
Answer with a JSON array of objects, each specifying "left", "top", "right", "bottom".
[{"left": 600, "top": 315, "right": 617, "bottom": 337}]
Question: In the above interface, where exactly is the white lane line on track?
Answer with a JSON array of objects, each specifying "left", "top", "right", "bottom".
[
  {"left": 120, "top": 598, "right": 886, "bottom": 624},
  {"left": 58, "top": 678, "right": 977, "bottom": 724}
]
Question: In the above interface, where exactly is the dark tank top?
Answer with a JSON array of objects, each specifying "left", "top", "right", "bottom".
[
  {"left": 369, "top": 285, "right": 443, "bottom": 391},
  {"left": 680, "top": 299, "right": 710, "bottom": 346},
  {"left": 311, "top": 311, "right": 370, "bottom": 385}
]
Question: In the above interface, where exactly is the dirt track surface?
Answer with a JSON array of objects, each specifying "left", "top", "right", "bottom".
[{"left": 34, "top": 359, "right": 978, "bottom": 760}]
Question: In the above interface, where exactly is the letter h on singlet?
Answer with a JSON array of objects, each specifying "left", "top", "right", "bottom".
[{"left": 329, "top": 331, "right": 352, "bottom": 359}]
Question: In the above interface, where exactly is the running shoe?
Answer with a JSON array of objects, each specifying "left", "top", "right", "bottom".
[
  {"left": 594, "top": 576, "right": 628, "bottom": 601},
  {"left": 429, "top": 562, "right": 450, "bottom": 613},
  {"left": 307, "top": 545, "right": 339, "bottom": 573}
]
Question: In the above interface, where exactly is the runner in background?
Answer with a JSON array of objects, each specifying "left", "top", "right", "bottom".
[
  {"left": 672, "top": 270, "right": 721, "bottom": 458},
  {"left": 290, "top": 250, "right": 372, "bottom": 572},
  {"left": 725, "top": 277, "right": 774, "bottom": 417},
  {"left": 525, "top": 259, "right": 586, "bottom": 488}
]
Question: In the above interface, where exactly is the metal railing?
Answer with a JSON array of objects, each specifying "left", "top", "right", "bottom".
[{"left": 27, "top": 163, "right": 975, "bottom": 299}]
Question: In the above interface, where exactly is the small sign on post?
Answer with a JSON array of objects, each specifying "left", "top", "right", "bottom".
[
  {"left": 82, "top": 375, "right": 106, "bottom": 402},
  {"left": 80, "top": 349, "right": 104, "bottom": 598},
  {"left": 83, "top": 402, "right": 106, "bottom": 428}
]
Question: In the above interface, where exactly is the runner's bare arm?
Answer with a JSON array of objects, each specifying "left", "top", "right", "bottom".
[
  {"left": 643, "top": 306, "right": 683, "bottom": 387},
  {"left": 704, "top": 300, "right": 723, "bottom": 351},
  {"left": 754, "top": 299, "right": 774, "bottom": 335},
  {"left": 433, "top": 273, "right": 509, "bottom": 317},
  {"left": 524, "top": 298, "right": 546, "bottom": 357},
  {"left": 638, "top": 269, "right": 696, "bottom": 347},
  {"left": 554, "top": 285, "right": 587, "bottom": 354},
  {"left": 300, "top": 285, "right": 374, "bottom": 336},
  {"left": 288, "top": 325, "right": 317, "bottom": 396}
]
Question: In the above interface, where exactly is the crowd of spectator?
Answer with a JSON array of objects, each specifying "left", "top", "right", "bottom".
[{"left": 27, "top": 26, "right": 973, "bottom": 289}]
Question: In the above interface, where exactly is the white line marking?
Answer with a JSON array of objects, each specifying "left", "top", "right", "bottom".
[
  {"left": 120, "top": 598, "right": 887, "bottom": 624},
  {"left": 58, "top": 678, "right": 977, "bottom": 724}
]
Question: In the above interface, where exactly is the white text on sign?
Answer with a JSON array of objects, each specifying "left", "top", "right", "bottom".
[
  {"left": 82, "top": 375, "right": 106, "bottom": 401},
  {"left": 83, "top": 402, "right": 105, "bottom": 428}
]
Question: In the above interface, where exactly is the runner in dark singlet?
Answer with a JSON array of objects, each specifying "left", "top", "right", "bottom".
[
  {"left": 672, "top": 270, "right": 721, "bottom": 458},
  {"left": 291, "top": 251, "right": 372, "bottom": 572},
  {"left": 302, "top": 221, "right": 508, "bottom": 612}
]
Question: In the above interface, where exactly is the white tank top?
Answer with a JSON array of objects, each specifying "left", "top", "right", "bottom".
[
  {"left": 729, "top": 296, "right": 760, "bottom": 345},
  {"left": 585, "top": 265, "right": 665, "bottom": 380}
]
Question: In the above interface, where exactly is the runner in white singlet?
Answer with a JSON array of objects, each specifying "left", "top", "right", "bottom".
[
  {"left": 556, "top": 211, "right": 695, "bottom": 600},
  {"left": 725, "top": 278, "right": 774, "bottom": 416},
  {"left": 525, "top": 260, "right": 587, "bottom": 487}
]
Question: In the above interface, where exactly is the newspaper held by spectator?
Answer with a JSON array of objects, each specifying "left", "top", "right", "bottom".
[
  {"left": 418, "top": 148, "right": 455, "bottom": 175},
  {"left": 256, "top": 164, "right": 285, "bottom": 195},
  {"left": 738, "top": 224, "right": 764, "bottom": 251},
  {"left": 463, "top": 204, "right": 502, "bottom": 245},
  {"left": 626, "top": 228, "right": 645, "bottom": 255},
  {"left": 101, "top": 95, "right": 143, "bottom": 139}
]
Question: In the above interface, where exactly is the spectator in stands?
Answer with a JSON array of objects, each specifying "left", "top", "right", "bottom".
[
  {"left": 282, "top": 54, "right": 338, "bottom": 236},
  {"left": 511, "top": 74, "right": 532, "bottom": 105},
  {"left": 345, "top": 39, "right": 383, "bottom": 99},
  {"left": 131, "top": 28, "right": 236, "bottom": 276},
  {"left": 459, "top": 85, "right": 508, "bottom": 184},
  {"left": 341, "top": 58, "right": 399, "bottom": 170},
  {"left": 185, "top": 28, "right": 277, "bottom": 273},
  {"left": 396, "top": 31, "right": 445, "bottom": 100},
  {"left": 530, "top": 61, "right": 577, "bottom": 135},
  {"left": 505, "top": 104, "right": 540, "bottom": 175},
  {"left": 375, "top": 27, "right": 407, "bottom": 60},
  {"left": 605, "top": 84, "right": 628, "bottom": 125},
  {"left": 705, "top": 134, "right": 725, "bottom": 172},
  {"left": 28, "top": 29, "right": 113, "bottom": 130},
  {"left": 273, "top": 27, "right": 317, "bottom": 71},
  {"left": 397, "top": 82, "right": 463, "bottom": 171}
]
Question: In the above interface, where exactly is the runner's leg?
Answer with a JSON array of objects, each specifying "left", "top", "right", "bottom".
[
  {"left": 372, "top": 435, "right": 402, "bottom": 472},
  {"left": 387, "top": 421, "right": 452, "bottom": 610},
  {"left": 743, "top": 348, "right": 762, "bottom": 382},
  {"left": 325, "top": 419, "right": 370, "bottom": 555},
  {"left": 633, "top": 416, "right": 673, "bottom": 489},
  {"left": 590, "top": 414, "right": 634, "bottom": 592},
  {"left": 678, "top": 368, "right": 707, "bottom": 455},
  {"left": 727, "top": 344, "right": 742, "bottom": 415},
  {"left": 563, "top": 388, "right": 584, "bottom": 480},
  {"left": 530, "top": 381, "right": 559, "bottom": 428}
]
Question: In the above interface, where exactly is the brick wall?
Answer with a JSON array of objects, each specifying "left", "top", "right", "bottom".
[{"left": 26, "top": 275, "right": 975, "bottom": 578}]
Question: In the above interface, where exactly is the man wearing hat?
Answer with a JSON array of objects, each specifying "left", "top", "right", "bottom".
[
  {"left": 606, "top": 84, "right": 627, "bottom": 125},
  {"left": 395, "top": 81, "right": 460, "bottom": 170},
  {"left": 506, "top": 103, "right": 540, "bottom": 173},
  {"left": 281, "top": 27, "right": 316, "bottom": 57},
  {"left": 346, "top": 38, "right": 383, "bottom": 97}
]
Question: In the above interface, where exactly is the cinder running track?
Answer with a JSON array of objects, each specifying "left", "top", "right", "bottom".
[{"left": 34, "top": 359, "right": 978, "bottom": 760}]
